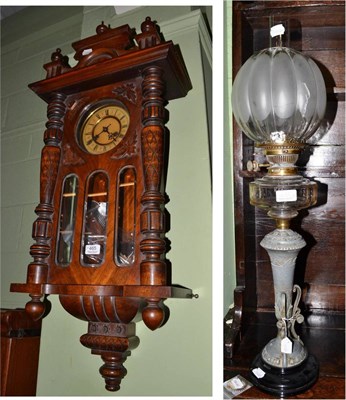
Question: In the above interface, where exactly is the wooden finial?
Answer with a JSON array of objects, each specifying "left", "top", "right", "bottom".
[
  {"left": 141, "top": 16, "right": 156, "bottom": 32},
  {"left": 136, "top": 16, "right": 163, "bottom": 49},
  {"left": 142, "top": 300, "right": 165, "bottom": 331},
  {"left": 45, "top": 48, "right": 70, "bottom": 78},
  {"left": 51, "top": 48, "right": 63, "bottom": 62},
  {"left": 96, "top": 21, "right": 109, "bottom": 34}
]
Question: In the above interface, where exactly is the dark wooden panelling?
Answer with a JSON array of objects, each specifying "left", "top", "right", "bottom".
[
  {"left": 232, "top": 0, "right": 345, "bottom": 314},
  {"left": 1, "top": 309, "right": 42, "bottom": 396},
  {"left": 307, "top": 50, "right": 345, "bottom": 87}
]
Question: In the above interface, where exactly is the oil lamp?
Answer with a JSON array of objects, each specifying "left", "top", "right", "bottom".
[{"left": 231, "top": 25, "right": 327, "bottom": 396}]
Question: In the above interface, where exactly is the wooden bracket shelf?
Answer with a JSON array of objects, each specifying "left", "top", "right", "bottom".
[{"left": 10, "top": 282, "right": 193, "bottom": 299}]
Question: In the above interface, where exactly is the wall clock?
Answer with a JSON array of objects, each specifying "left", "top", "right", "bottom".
[{"left": 10, "top": 17, "right": 195, "bottom": 392}]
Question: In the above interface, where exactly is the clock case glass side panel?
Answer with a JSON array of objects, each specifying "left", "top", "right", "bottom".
[
  {"left": 56, "top": 174, "right": 79, "bottom": 266},
  {"left": 81, "top": 171, "right": 109, "bottom": 267},
  {"left": 116, "top": 166, "right": 136, "bottom": 266}
]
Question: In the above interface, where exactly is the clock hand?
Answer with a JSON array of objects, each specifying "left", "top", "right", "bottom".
[
  {"left": 86, "top": 132, "right": 101, "bottom": 146},
  {"left": 87, "top": 125, "right": 110, "bottom": 145},
  {"left": 108, "top": 131, "right": 120, "bottom": 140},
  {"left": 102, "top": 124, "right": 111, "bottom": 133}
]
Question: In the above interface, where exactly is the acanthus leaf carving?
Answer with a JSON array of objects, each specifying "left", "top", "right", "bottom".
[
  {"left": 62, "top": 143, "right": 85, "bottom": 166},
  {"left": 142, "top": 126, "right": 163, "bottom": 191},
  {"left": 112, "top": 83, "right": 137, "bottom": 104},
  {"left": 110, "top": 130, "right": 137, "bottom": 159}
]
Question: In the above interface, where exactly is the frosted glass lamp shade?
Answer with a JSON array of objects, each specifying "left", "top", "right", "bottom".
[{"left": 232, "top": 47, "right": 326, "bottom": 150}]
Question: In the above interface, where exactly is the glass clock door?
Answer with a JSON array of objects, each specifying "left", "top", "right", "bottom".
[{"left": 81, "top": 171, "right": 109, "bottom": 266}]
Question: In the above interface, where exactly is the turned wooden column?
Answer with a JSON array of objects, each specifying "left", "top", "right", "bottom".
[
  {"left": 140, "top": 66, "right": 167, "bottom": 330},
  {"left": 25, "top": 92, "right": 66, "bottom": 320}
]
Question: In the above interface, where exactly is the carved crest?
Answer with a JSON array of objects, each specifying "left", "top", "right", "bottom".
[
  {"left": 112, "top": 83, "right": 137, "bottom": 104},
  {"left": 110, "top": 130, "right": 137, "bottom": 159},
  {"left": 62, "top": 143, "right": 85, "bottom": 166}
]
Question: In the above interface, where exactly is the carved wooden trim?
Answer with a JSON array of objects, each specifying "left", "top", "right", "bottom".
[
  {"left": 112, "top": 83, "right": 137, "bottom": 104},
  {"left": 44, "top": 48, "right": 71, "bottom": 79},
  {"left": 72, "top": 22, "right": 136, "bottom": 69},
  {"left": 62, "top": 143, "right": 85, "bottom": 166},
  {"left": 110, "top": 129, "right": 138, "bottom": 159},
  {"left": 59, "top": 295, "right": 140, "bottom": 324},
  {"left": 65, "top": 96, "right": 92, "bottom": 119},
  {"left": 87, "top": 322, "right": 135, "bottom": 337},
  {"left": 80, "top": 321, "right": 139, "bottom": 391},
  {"left": 135, "top": 17, "right": 163, "bottom": 49}
]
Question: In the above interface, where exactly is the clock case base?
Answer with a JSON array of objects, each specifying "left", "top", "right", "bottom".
[{"left": 10, "top": 283, "right": 193, "bottom": 391}]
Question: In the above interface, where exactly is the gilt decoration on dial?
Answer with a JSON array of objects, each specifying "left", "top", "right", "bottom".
[{"left": 79, "top": 103, "right": 130, "bottom": 155}]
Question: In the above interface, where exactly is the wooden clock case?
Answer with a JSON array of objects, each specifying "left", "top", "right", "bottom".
[
  {"left": 11, "top": 17, "right": 194, "bottom": 391},
  {"left": 224, "top": 1, "right": 345, "bottom": 398}
]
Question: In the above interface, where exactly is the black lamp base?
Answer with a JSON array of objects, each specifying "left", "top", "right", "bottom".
[{"left": 249, "top": 353, "right": 319, "bottom": 397}]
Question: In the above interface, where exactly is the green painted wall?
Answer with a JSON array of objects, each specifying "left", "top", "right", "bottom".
[
  {"left": 224, "top": 1, "right": 236, "bottom": 315},
  {"left": 1, "top": 6, "right": 212, "bottom": 396}
]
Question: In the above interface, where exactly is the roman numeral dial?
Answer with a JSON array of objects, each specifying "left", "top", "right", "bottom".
[{"left": 80, "top": 104, "right": 130, "bottom": 155}]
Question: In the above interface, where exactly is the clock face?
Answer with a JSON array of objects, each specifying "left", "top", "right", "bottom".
[{"left": 80, "top": 104, "right": 130, "bottom": 155}]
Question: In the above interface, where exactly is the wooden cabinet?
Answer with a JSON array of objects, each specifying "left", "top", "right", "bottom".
[
  {"left": 225, "top": 1, "right": 345, "bottom": 398},
  {"left": 1, "top": 309, "right": 42, "bottom": 396}
]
